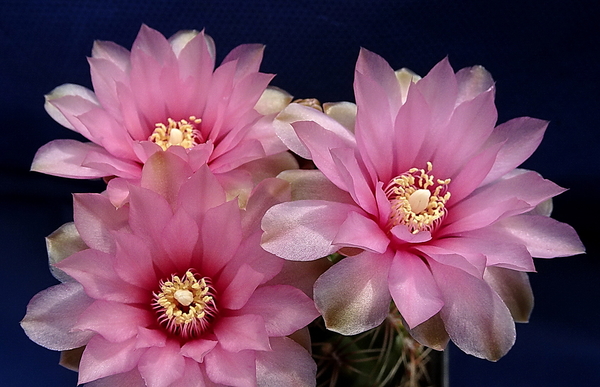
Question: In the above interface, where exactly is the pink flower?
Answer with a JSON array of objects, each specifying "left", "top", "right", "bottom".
[
  {"left": 261, "top": 49, "right": 585, "bottom": 361},
  {"left": 22, "top": 152, "right": 319, "bottom": 387},
  {"left": 32, "top": 25, "right": 292, "bottom": 182}
]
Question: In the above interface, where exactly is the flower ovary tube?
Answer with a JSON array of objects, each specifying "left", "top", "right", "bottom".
[
  {"left": 153, "top": 270, "right": 217, "bottom": 338},
  {"left": 149, "top": 116, "right": 203, "bottom": 150},
  {"left": 384, "top": 161, "right": 451, "bottom": 234}
]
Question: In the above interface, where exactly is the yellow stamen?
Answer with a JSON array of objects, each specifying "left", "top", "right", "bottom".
[
  {"left": 149, "top": 116, "right": 202, "bottom": 150},
  {"left": 153, "top": 270, "right": 217, "bottom": 338},
  {"left": 384, "top": 162, "right": 451, "bottom": 234}
]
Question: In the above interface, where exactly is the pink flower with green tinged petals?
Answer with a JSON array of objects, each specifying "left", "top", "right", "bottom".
[
  {"left": 261, "top": 49, "right": 585, "bottom": 361},
  {"left": 32, "top": 24, "right": 293, "bottom": 182},
  {"left": 22, "top": 152, "right": 319, "bottom": 387}
]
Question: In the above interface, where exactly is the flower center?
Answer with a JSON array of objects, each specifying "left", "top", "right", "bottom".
[
  {"left": 153, "top": 270, "right": 217, "bottom": 338},
  {"left": 384, "top": 162, "right": 451, "bottom": 234},
  {"left": 149, "top": 116, "right": 203, "bottom": 150}
]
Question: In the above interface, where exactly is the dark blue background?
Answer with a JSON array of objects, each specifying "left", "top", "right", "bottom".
[{"left": 2, "top": 1, "right": 598, "bottom": 386}]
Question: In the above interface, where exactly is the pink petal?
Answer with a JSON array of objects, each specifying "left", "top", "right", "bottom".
[
  {"left": 212, "top": 73, "right": 272, "bottom": 137},
  {"left": 159, "top": 208, "right": 200, "bottom": 271},
  {"left": 206, "top": 68, "right": 271, "bottom": 156},
  {"left": 72, "top": 193, "right": 129, "bottom": 253},
  {"left": 219, "top": 264, "right": 264, "bottom": 310},
  {"left": 204, "top": 345, "right": 256, "bottom": 387},
  {"left": 76, "top": 107, "right": 137, "bottom": 159},
  {"left": 355, "top": 48, "right": 402, "bottom": 112},
  {"left": 391, "top": 85, "right": 433, "bottom": 174},
  {"left": 200, "top": 60, "right": 237, "bottom": 141},
  {"left": 274, "top": 102, "right": 354, "bottom": 160},
  {"left": 31, "top": 140, "right": 113, "bottom": 179},
  {"left": 261, "top": 200, "right": 360, "bottom": 261},
  {"left": 83, "top": 369, "right": 146, "bottom": 387},
  {"left": 186, "top": 142, "right": 214, "bottom": 170},
  {"left": 233, "top": 151, "right": 298, "bottom": 187},
  {"left": 74, "top": 300, "right": 153, "bottom": 342},
  {"left": 455, "top": 65, "right": 495, "bottom": 105},
  {"left": 390, "top": 224, "right": 432, "bottom": 243},
  {"left": 46, "top": 222, "right": 88, "bottom": 283},
  {"left": 213, "top": 315, "right": 271, "bottom": 352},
  {"left": 180, "top": 339, "right": 218, "bottom": 363},
  {"left": 354, "top": 50, "right": 405, "bottom": 181},
  {"left": 332, "top": 211, "right": 390, "bottom": 253},
  {"left": 255, "top": 337, "right": 316, "bottom": 387},
  {"left": 170, "top": 358, "right": 209, "bottom": 387},
  {"left": 353, "top": 70, "right": 395, "bottom": 182},
  {"left": 115, "top": 81, "right": 148, "bottom": 141},
  {"left": 417, "top": 244, "right": 487, "bottom": 278},
  {"left": 174, "top": 30, "right": 215, "bottom": 114},
  {"left": 133, "top": 141, "right": 162, "bottom": 164},
  {"left": 240, "top": 114, "right": 288, "bottom": 156},
  {"left": 105, "top": 177, "right": 132, "bottom": 207},
  {"left": 226, "top": 231, "right": 284, "bottom": 285},
  {"left": 209, "top": 137, "right": 266, "bottom": 173},
  {"left": 47, "top": 93, "right": 99, "bottom": 139},
  {"left": 88, "top": 55, "right": 129, "bottom": 120},
  {"left": 434, "top": 234, "right": 535, "bottom": 272},
  {"left": 239, "top": 285, "right": 320, "bottom": 336},
  {"left": 214, "top": 167, "right": 254, "bottom": 207},
  {"left": 21, "top": 282, "right": 94, "bottom": 351},
  {"left": 493, "top": 170, "right": 565, "bottom": 206},
  {"left": 91, "top": 39, "right": 130, "bottom": 69},
  {"left": 177, "top": 164, "right": 227, "bottom": 220},
  {"left": 330, "top": 147, "right": 377, "bottom": 215},
  {"left": 374, "top": 181, "right": 392, "bottom": 228},
  {"left": 128, "top": 185, "right": 174, "bottom": 251},
  {"left": 135, "top": 327, "right": 167, "bottom": 349},
  {"left": 141, "top": 151, "right": 194, "bottom": 206},
  {"left": 415, "top": 57, "right": 458, "bottom": 127},
  {"left": 57, "top": 249, "right": 149, "bottom": 304},
  {"left": 496, "top": 214, "right": 585, "bottom": 258},
  {"left": 441, "top": 196, "right": 529, "bottom": 236},
  {"left": 483, "top": 267, "right": 534, "bottom": 323},
  {"left": 242, "top": 177, "right": 291, "bottom": 238},
  {"left": 430, "top": 89, "right": 497, "bottom": 179},
  {"left": 444, "top": 170, "right": 566, "bottom": 234},
  {"left": 113, "top": 231, "right": 157, "bottom": 290},
  {"left": 314, "top": 250, "right": 394, "bottom": 335},
  {"left": 263, "top": 258, "right": 332, "bottom": 298},
  {"left": 294, "top": 120, "right": 357, "bottom": 191},
  {"left": 429, "top": 260, "right": 516, "bottom": 361},
  {"left": 81, "top": 147, "right": 142, "bottom": 179},
  {"left": 276, "top": 169, "right": 355, "bottom": 204},
  {"left": 200, "top": 200, "right": 243, "bottom": 275},
  {"left": 288, "top": 327, "right": 312, "bottom": 353},
  {"left": 408, "top": 313, "right": 449, "bottom": 351},
  {"left": 44, "top": 83, "right": 99, "bottom": 133},
  {"left": 388, "top": 251, "right": 444, "bottom": 329},
  {"left": 138, "top": 340, "right": 186, "bottom": 387},
  {"left": 444, "top": 141, "right": 502, "bottom": 203},
  {"left": 78, "top": 336, "right": 143, "bottom": 384},
  {"left": 222, "top": 44, "right": 265, "bottom": 79},
  {"left": 482, "top": 117, "right": 548, "bottom": 185},
  {"left": 129, "top": 25, "right": 179, "bottom": 124}
]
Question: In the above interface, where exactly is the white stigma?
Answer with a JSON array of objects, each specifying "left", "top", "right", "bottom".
[
  {"left": 408, "top": 189, "right": 431, "bottom": 214},
  {"left": 174, "top": 289, "right": 194, "bottom": 306},
  {"left": 168, "top": 128, "right": 184, "bottom": 146}
]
